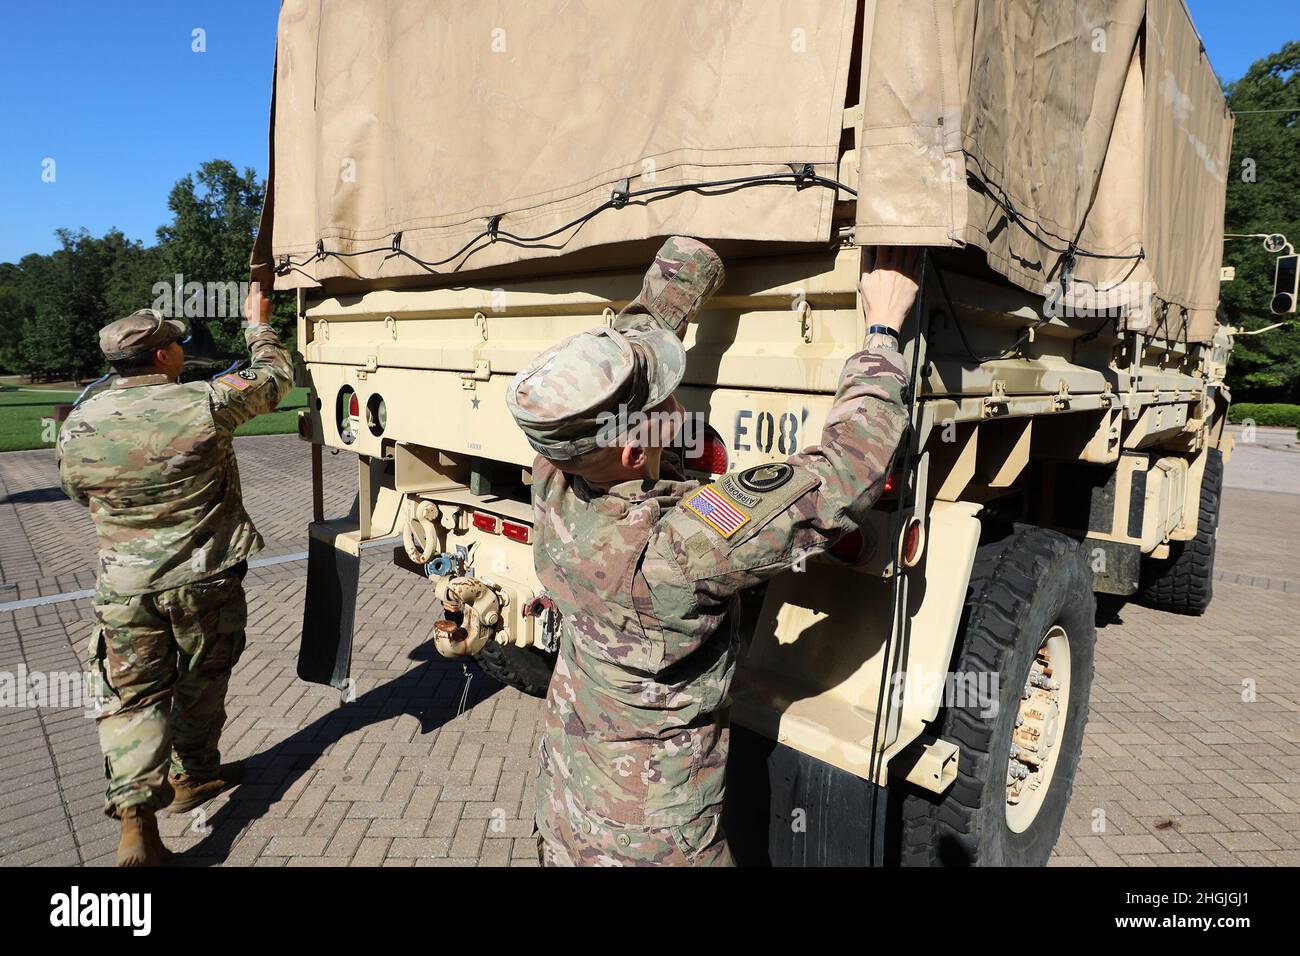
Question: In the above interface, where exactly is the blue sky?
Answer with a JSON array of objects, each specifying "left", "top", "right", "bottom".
[
  {"left": 0, "top": 0, "right": 1290, "bottom": 264},
  {"left": 0, "top": 1, "right": 278, "bottom": 264}
]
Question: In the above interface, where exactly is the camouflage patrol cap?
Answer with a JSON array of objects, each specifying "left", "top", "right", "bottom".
[
  {"left": 507, "top": 326, "right": 686, "bottom": 461},
  {"left": 619, "top": 236, "right": 726, "bottom": 332},
  {"left": 507, "top": 236, "right": 724, "bottom": 461},
  {"left": 99, "top": 309, "right": 187, "bottom": 361}
]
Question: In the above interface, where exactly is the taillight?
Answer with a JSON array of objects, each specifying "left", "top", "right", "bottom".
[
  {"left": 901, "top": 517, "right": 925, "bottom": 567},
  {"left": 684, "top": 425, "right": 729, "bottom": 476},
  {"left": 472, "top": 512, "right": 499, "bottom": 533},
  {"left": 349, "top": 392, "right": 360, "bottom": 418},
  {"left": 501, "top": 521, "right": 530, "bottom": 544},
  {"left": 882, "top": 470, "right": 897, "bottom": 496}
]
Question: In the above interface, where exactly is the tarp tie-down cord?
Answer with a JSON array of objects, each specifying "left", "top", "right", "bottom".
[
  {"left": 932, "top": 248, "right": 1150, "bottom": 363},
  {"left": 273, "top": 151, "right": 1147, "bottom": 280},
  {"left": 273, "top": 153, "right": 1149, "bottom": 362},
  {"left": 273, "top": 165, "right": 854, "bottom": 278},
  {"left": 932, "top": 259, "right": 1135, "bottom": 365},
  {"left": 927, "top": 150, "right": 1148, "bottom": 364},
  {"left": 962, "top": 148, "right": 1145, "bottom": 264}
]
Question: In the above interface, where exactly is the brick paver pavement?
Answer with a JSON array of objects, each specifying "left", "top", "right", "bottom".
[{"left": 0, "top": 435, "right": 1296, "bottom": 866}]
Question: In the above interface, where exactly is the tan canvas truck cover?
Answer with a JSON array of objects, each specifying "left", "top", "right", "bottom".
[{"left": 256, "top": 0, "right": 1232, "bottom": 342}]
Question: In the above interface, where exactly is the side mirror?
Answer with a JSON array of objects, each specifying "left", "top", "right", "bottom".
[{"left": 1273, "top": 254, "right": 1299, "bottom": 315}]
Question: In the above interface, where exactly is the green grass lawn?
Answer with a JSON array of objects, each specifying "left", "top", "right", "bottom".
[
  {"left": 234, "top": 386, "right": 310, "bottom": 437},
  {"left": 0, "top": 388, "right": 80, "bottom": 452},
  {"left": 0, "top": 385, "right": 310, "bottom": 453}
]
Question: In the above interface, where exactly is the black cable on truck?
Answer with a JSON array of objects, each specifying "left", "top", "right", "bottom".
[
  {"left": 274, "top": 167, "right": 859, "bottom": 278},
  {"left": 961, "top": 149, "right": 1145, "bottom": 264},
  {"left": 275, "top": 148, "right": 1145, "bottom": 283}
]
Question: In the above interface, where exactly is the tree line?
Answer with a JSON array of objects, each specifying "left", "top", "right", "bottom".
[
  {"left": 0, "top": 160, "right": 283, "bottom": 384},
  {"left": 1220, "top": 41, "right": 1300, "bottom": 403}
]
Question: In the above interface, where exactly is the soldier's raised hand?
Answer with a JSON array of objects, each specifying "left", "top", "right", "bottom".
[
  {"left": 244, "top": 284, "right": 273, "bottom": 327},
  {"left": 858, "top": 246, "right": 922, "bottom": 335}
]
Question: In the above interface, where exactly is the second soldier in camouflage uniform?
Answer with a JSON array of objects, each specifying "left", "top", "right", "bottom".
[
  {"left": 507, "top": 238, "right": 920, "bottom": 865},
  {"left": 58, "top": 292, "right": 293, "bottom": 865}
]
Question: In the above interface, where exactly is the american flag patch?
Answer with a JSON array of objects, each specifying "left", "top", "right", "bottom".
[
  {"left": 217, "top": 373, "right": 251, "bottom": 391},
  {"left": 684, "top": 485, "right": 751, "bottom": 539}
]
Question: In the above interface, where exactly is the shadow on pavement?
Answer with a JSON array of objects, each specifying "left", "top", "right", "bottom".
[
  {"left": 178, "top": 642, "right": 501, "bottom": 865},
  {"left": 1095, "top": 594, "right": 1127, "bottom": 629},
  {"left": 1, "top": 485, "right": 70, "bottom": 505}
]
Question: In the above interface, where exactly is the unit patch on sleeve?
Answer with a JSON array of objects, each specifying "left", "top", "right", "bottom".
[
  {"left": 683, "top": 485, "right": 752, "bottom": 539},
  {"left": 736, "top": 462, "right": 794, "bottom": 493}
]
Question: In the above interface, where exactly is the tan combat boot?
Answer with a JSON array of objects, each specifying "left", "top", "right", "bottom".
[
  {"left": 166, "top": 762, "right": 244, "bottom": 815},
  {"left": 117, "top": 806, "right": 175, "bottom": 867}
]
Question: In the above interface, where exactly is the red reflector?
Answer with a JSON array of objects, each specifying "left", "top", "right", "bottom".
[
  {"left": 472, "top": 512, "right": 499, "bottom": 533},
  {"left": 830, "top": 529, "right": 864, "bottom": 562},
  {"left": 903, "top": 519, "right": 924, "bottom": 565},
  {"left": 349, "top": 393, "right": 360, "bottom": 418},
  {"left": 501, "top": 521, "right": 530, "bottom": 544},
  {"left": 684, "top": 426, "right": 729, "bottom": 475},
  {"left": 883, "top": 471, "right": 897, "bottom": 495}
]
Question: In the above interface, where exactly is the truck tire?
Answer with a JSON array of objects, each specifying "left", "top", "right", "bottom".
[
  {"left": 472, "top": 641, "right": 555, "bottom": 698},
  {"left": 898, "top": 527, "right": 1096, "bottom": 866},
  {"left": 1136, "top": 447, "right": 1223, "bottom": 616}
]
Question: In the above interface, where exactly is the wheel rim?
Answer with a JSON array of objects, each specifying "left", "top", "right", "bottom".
[{"left": 1005, "top": 625, "right": 1071, "bottom": 833}]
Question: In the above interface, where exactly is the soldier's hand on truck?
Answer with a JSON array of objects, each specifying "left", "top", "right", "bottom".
[
  {"left": 244, "top": 284, "right": 273, "bottom": 327},
  {"left": 858, "top": 246, "right": 922, "bottom": 335}
]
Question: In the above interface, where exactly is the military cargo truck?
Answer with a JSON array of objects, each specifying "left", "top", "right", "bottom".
[{"left": 254, "top": 0, "right": 1239, "bottom": 865}]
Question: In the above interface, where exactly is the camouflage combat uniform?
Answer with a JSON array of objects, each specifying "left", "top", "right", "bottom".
[
  {"left": 508, "top": 238, "right": 910, "bottom": 865},
  {"left": 58, "top": 316, "right": 293, "bottom": 817}
]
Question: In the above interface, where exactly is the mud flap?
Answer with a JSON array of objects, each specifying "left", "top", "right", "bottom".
[
  {"left": 723, "top": 724, "right": 890, "bottom": 866},
  {"left": 297, "top": 534, "right": 360, "bottom": 689}
]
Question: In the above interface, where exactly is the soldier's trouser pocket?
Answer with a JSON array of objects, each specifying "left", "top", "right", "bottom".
[
  {"left": 670, "top": 813, "right": 732, "bottom": 866},
  {"left": 540, "top": 787, "right": 731, "bottom": 867},
  {"left": 91, "top": 596, "right": 177, "bottom": 817},
  {"left": 164, "top": 567, "right": 248, "bottom": 779}
]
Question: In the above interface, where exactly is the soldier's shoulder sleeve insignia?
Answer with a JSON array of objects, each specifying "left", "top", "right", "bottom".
[
  {"left": 683, "top": 484, "right": 752, "bottom": 539},
  {"left": 238, "top": 369, "right": 258, "bottom": 380},
  {"left": 216, "top": 373, "right": 251, "bottom": 391},
  {"left": 678, "top": 464, "right": 819, "bottom": 549},
  {"left": 735, "top": 462, "right": 794, "bottom": 493}
]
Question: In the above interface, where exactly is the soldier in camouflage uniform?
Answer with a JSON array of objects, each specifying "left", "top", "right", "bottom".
[
  {"left": 58, "top": 291, "right": 293, "bottom": 865},
  {"left": 507, "top": 239, "right": 921, "bottom": 865}
]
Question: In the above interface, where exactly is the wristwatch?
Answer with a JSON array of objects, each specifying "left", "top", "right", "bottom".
[{"left": 865, "top": 324, "right": 900, "bottom": 352}]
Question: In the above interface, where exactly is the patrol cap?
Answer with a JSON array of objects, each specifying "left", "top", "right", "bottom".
[
  {"left": 99, "top": 309, "right": 187, "bottom": 361},
  {"left": 507, "top": 326, "right": 685, "bottom": 461},
  {"left": 618, "top": 236, "right": 726, "bottom": 335},
  {"left": 507, "top": 236, "right": 724, "bottom": 461}
]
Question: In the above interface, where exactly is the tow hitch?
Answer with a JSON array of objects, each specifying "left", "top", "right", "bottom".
[{"left": 430, "top": 575, "right": 507, "bottom": 658}]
